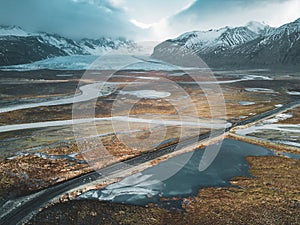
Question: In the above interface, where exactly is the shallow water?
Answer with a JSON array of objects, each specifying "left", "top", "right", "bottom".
[
  {"left": 280, "top": 151, "right": 300, "bottom": 159},
  {"left": 79, "top": 139, "right": 283, "bottom": 207}
]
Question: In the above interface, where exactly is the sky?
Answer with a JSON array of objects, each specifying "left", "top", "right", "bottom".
[{"left": 0, "top": 0, "right": 299, "bottom": 41}]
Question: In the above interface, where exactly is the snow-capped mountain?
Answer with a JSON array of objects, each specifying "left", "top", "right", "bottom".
[
  {"left": 37, "top": 33, "right": 85, "bottom": 55},
  {"left": 229, "top": 18, "right": 300, "bottom": 66},
  {"left": 0, "top": 25, "right": 137, "bottom": 66},
  {"left": 216, "top": 27, "right": 258, "bottom": 48},
  {"left": 79, "top": 37, "right": 137, "bottom": 55},
  {"left": 264, "top": 18, "right": 300, "bottom": 41},
  {"left": 159, "top": 22, "right": 269, "bottom": 53},
  {"left": 170, "top": 28, "right": 251, "bottom": 54},
  {"left": 152, "top": 18, "right": 300, "bottom": 68},
  {"left": 245, "top": 21, "right": 274, "bottom": 35},
  {"left": 0, "top": 25, "right": 32, "bottom": 37}
]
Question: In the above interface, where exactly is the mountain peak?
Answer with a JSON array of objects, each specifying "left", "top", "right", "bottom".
[
  {"left": 0, "top": 24, "right": 138, "bottom": 66},
  {"left": 0, "top": 25, "right": 31, "bottom": 37},
  {"left": 245, "top": 21, "right": 268, "bottom": 34},
  {"left": 152, "top": 18, "right": 300, "bottom": 68},
  {"left": 246, "top": 21, "right": 266, "bottom": 26}
]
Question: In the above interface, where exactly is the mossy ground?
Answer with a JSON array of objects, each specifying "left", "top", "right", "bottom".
[
  {"left": 26, "top": 154, "right": 300, "bottom": 225},
  {"left": 1, "top": 70, "right": 299, "bottom": 224}
]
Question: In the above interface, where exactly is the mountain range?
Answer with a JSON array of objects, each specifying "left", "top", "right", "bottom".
[
  {"left": 0, "top": 25, "right": 137, "bottom": 66},
  {"left": 151, "top": 18, "right": 300, "bottom": 69},
  {"left": 1, "top": 18, "right": 300, "bottom": 69}
]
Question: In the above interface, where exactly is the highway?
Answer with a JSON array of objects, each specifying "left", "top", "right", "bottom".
[{"left": 0, "top": 100, "right": 299, "bottom": 225}]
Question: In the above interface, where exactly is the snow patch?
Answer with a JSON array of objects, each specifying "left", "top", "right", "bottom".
[
  {"left": 79, "top": 173, "right": 163, "bottom": 202},
  {"left": 243, "top": 75, "right": 273, "bottom": 80},
  {"left": 264, "top": 113, "right": 293, "bottom": 124},
  {"left": 119, "top": 90, "right": 171, "bottom": 99},
  {"left": 287, "top": 91, "right": 300, "bottom": 96},
  {"left": 239, "top": 101, "right": 255, "bottom": 106},
  {"left": 235, "top": 124, "right": 300, "bottom": 136},
  {"left": 245, "top": 88, "right": 276, "bottom": 93},
  {"left": 0, "top": 25, "right": 32, "bottom": 37},
  {"left": 136, "top": 76, "right": 160, "bottom": 80},
  {"left": 245, "top": 21, "right": 268, "bottom": 34}
]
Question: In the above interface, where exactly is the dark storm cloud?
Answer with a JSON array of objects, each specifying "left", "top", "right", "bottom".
[{"left": 0, "top": 0, "right": 141, "bottom": 39}]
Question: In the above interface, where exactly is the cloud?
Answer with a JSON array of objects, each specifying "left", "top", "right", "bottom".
[
  {"left": 0, "top": 0, "right": 298, "bottom": 41},
  {"left": 130, "top": 20, "right": 153, "bottom": 29},
  {"left": 109, "top": 0, "right": 194, "bottom": 24},
  {"left": 162, "top": 0, "right": 300, "bottom": 39},
  {"left": 0, "top": 0, "right": 141, "bottom": 39}
]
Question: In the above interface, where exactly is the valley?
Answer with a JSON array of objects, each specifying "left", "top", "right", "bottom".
[
  {"left": 0, "top": 64, "right": 299, "bottom": 224},
  {"left": 0, "top": 13, "right": 299, "bottom": 225}
]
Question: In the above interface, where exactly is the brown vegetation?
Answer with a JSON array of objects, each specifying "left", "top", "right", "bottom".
[{"left": 26, "top": 155, "right": 300, "bottom": 225}]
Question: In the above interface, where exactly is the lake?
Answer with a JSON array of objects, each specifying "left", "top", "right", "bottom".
[{"left": 79, "top": 139, "right": 280, "bottom": 207}]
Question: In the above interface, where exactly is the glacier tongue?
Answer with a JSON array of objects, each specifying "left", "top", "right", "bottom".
[{"left": 0, "top": 25, "right": 138, "bottom": 66}]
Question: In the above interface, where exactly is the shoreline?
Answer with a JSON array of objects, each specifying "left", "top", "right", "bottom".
[{"left": 25, "top": 136, "right": 300, "bottom": 225}]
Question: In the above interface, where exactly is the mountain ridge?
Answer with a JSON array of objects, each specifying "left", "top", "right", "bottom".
[
  {"left": 151, "top": 19, "right": 300, "bottom": 69},
  {"left": 0, "top": 25, "right": 137, "bottom": 66}
]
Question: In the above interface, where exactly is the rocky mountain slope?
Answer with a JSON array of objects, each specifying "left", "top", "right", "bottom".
[
  {"left": 152, "top": 19, "right": 300, "bottom": 69},
  {"left": 0, "top": 25, "right": 137, "bottom": 66}
]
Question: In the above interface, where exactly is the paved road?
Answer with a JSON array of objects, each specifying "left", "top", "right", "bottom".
[{"left": 0, "top": 100, "right": 299, "bottom": 225}]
